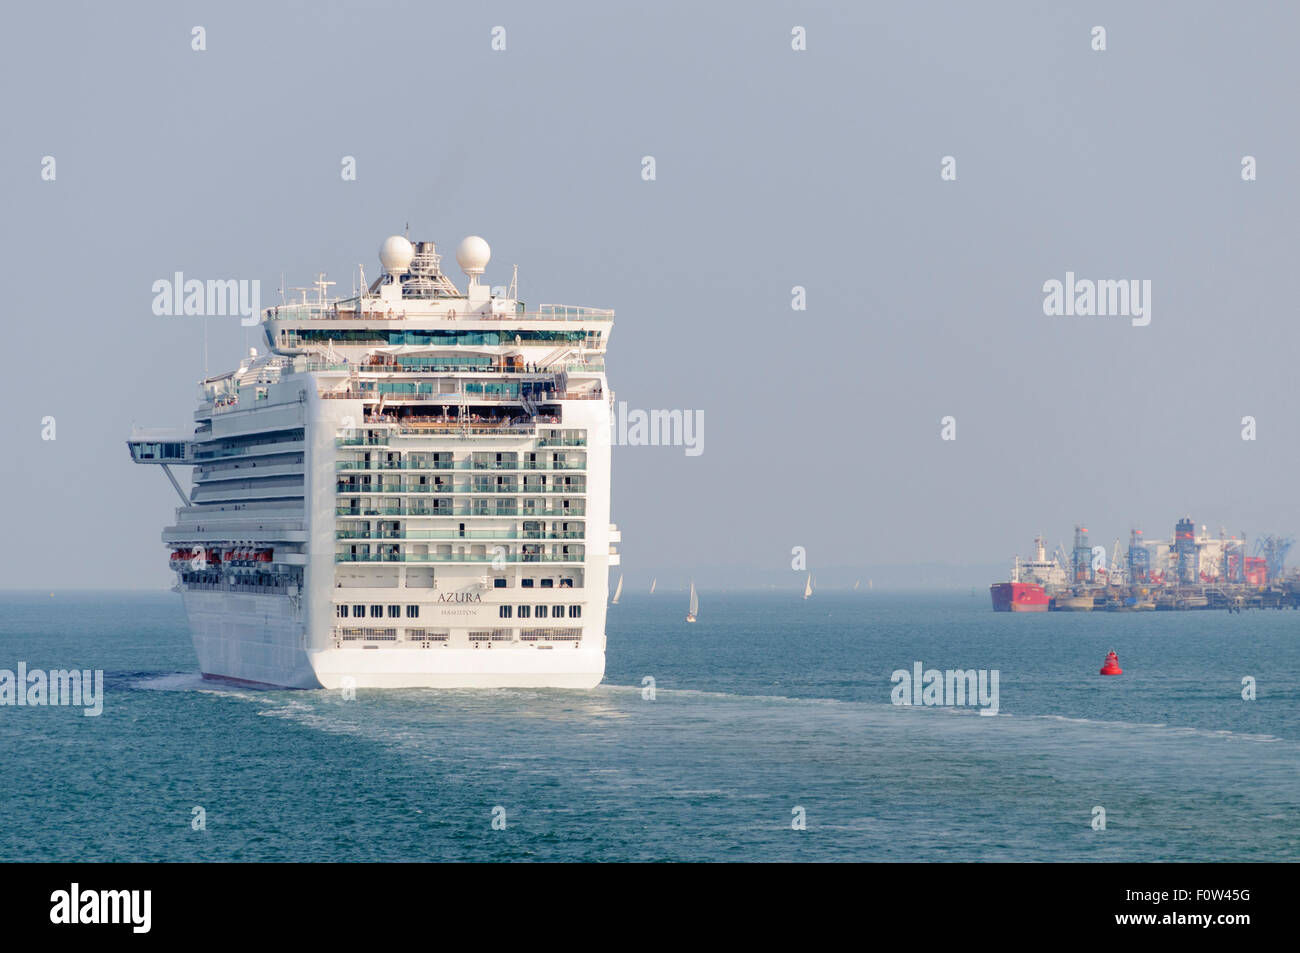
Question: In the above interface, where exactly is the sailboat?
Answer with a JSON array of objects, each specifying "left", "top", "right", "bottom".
[
  {"left": 611, "top": 573, "right": 623, "bottom": 605},
  {"left": 853, "top": 580, "right": 860, "bottom": 591},
  {"left": 686, "top": 581, "right": 698, "bottom": 623},
  {"left": 803, "top": 573, "right": 813, "bottom": 600},
  {"left": 649, "top": 577, "right": 656, "bottom": 595}
]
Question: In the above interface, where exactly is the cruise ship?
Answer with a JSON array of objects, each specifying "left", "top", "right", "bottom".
[{"left": 127, "top": 233, "right": 619, "bottom": 689}]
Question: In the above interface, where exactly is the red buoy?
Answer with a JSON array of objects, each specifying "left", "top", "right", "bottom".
[{"left": 1099, "top": 650, "right": 1123, "bottom": 676}]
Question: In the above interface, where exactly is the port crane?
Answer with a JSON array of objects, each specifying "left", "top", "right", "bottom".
[
  {"left": 1054, "top": 543, "right": 1071, "bottom": 577},
  {"left": 1105, "top": 538, "right": 1126, "bottom": 585},
  {"left": 1255, "top": 535, "right": 1295, "bottom": 582}
]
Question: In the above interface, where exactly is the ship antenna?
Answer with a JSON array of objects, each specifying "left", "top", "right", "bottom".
[
  {"left": 509, "top": 263, "right": 518, "bottom": 299},
  {"left": 314, "top": 273, "right": 335, "bottom": 308}
]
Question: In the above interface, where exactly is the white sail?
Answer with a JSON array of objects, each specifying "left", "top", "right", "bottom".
[
  {"left": 687, "top": 581, "right": 698, "bottom": 619},
  {"left": 853, "top": 579, "right": 860, "bottom": 590},
  {"left": 649, "top": 577, "right": 656, "bottom": 595},
  {"left": 803, "top": 573, "right": 813, "bottom": 599},
  {"left": 611, "top": 574, "right": 623, "bottom": 605}
]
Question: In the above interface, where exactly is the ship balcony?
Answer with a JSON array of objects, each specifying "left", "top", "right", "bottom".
[
  {"left": 328, "top": 386, "right": 600, "bottom": 404},
  {"left": 327, "top": 420, "right": 541, "bottom": 438},
  {"left": 191, "top": 485, "right": 305, "bottom": 504},
  {"left": 336, "top": 529, "right": 584, "bottom": 541},
  {"left": 537, "top": 434, "right": 586, "bottom": 447},
  {"left": 335, "top": 552, "right": 585, "bottom": 564},
  {"left": 333, "top": 427, "right": 583, "bottom": 446},
  {"left": 334, "top": 482, "right": 586, "bottom": 495},
  {"left": 190, "top": 439, "right": 306, "bottom": 461},
  {"left": 336, "top": 504, "right": 585, "bottom": 517},
  {"left": 197, "top": 461, "right": 305, "bottom": 481},
  {"left": 333, "top": 459, "right": 585, "bottom": 471},
  {"left": 267, "top": 302, "right": 612, "bottom": 323},
  {"left": 127, "top": 431, "right": 193, "bottom": 464},
  {"left": 296, "top": 357, "right": 603, "bottom": 376}
]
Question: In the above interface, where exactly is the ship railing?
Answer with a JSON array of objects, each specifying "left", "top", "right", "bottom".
[
  {"left": 335, "top": 553, "right": 585, "bottom": 564},
  {"left": 321, "top": 361, "right": 603, "bottom": 374},
  {"left": 267, "top": 303, "right": 612, "bottom": 322},
  {"left": 321, "top": 388, "right": 599, "bottom": 403},
  {"left": 536, "top": 437, "right": 586, "bottom": 447},
  {"left": 333, "top": 460, "right": 584, "bottom": 471},
  {"left": 335, "top": 530, "right": 585, "bottom": 540},
  {"left": 330, "top": 421, "right": 541, "bottom": 437},
  {"left": 334, "top": 506, "right": 585, "bottom": 517},
  {"left": 335, "top": 482, "right": 585, "bottom": 493},
  {"left": 335, "top": 485, "right": 586, "bottom": 496}
]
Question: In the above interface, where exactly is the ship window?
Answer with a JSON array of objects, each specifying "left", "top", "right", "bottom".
[
  {"left": 493, "top": 578, "right": 507, "bottom": 588},
  {"left": 561, "top": 578, "right": 574, "bottom": 588},
  {"left": 521, "top": 578, "right": 534, "bottom": 588},
  {"left": 568, "top": 605, "right": 581, "bottom": 618},
  {"left": 518, "top": 605, "right": 531, "bottom": 619},
  {"left": 387, "top": 605, "right": 400, "bottom": 618},
  {"left": 499, "top": 605, "right": 513, "bottom": 619},
  {"left": 552, "top": 605, "right": 564, "bottom": 619},
  {"left": 353, "top": 605, "right": 365, "bottom": 618},
  {"left": 370, "top": 605, "right": 382, "bottom": 618},
  {"left": 536, "top": 605, "right": 547, "bottom": 619},
  {"left": 336, "top": 605, "right": 348, "bottom": 618},
  {"left": 406, "top": 605, "right": 419, "bottom": 618},
  {"left": 540, "top": 579, "right": 554, "bottom": 589}
]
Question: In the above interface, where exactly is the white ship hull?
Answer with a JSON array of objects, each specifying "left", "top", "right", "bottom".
[
  {"left": 184, "top": 587, "right": 607, "bottom": 690},
  {"left": 309, "top": 644, "right": 606, "bottom": 690},
  {"left": 184, "top": 588, "right": 316, "bottom": 688}
]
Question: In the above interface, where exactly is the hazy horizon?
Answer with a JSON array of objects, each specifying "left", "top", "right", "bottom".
[{"left": 4, "top": 1, "right": 1298, "bottom": 589}]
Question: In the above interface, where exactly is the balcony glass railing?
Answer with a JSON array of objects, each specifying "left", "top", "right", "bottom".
[
  {"left": 537, "top": 436, "right": 586, "bottom": 447},
  {"left": 335, "top": 505, "right": 584, "bottom": 517},
  {"left": 334, "top": 423, "right": 539, "bottom": 440},
  {"left": 335, "top": 483, "right": 585, "bottom": 495},
  {"left": 270, "top": 303, "right": 611, "bottom": 323},
  {"left": 335, "top": 553, "right": 585, "bottom": 564},
  {"left": 334, "top": 460, "right": 584, "bottom": 471},
  {"left": 336, "top": 530, "right": 584, "bottom": 540}
]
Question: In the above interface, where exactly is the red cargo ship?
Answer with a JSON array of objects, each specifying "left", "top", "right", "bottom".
[
  {"left": 990, "top": 535, "right": 1066, "bottom": 611},
  {"left": 989, "top": 581, "right": 1050, "bottom": 612}
]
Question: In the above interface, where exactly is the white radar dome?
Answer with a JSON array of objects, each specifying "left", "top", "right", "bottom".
[
  {"left": 379, "top": 235, "right": 415, "bottom": 274},
  {"left": 456, "top": 235, "right": 491, "bottom": 277}
]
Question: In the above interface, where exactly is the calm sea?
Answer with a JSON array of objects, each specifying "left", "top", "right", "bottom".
[{"left": 0, "top": 590, "right": 1296, "bottom": 861}]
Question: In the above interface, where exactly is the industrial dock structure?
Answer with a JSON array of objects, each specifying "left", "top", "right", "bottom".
[{"left": 991, "top": 520, "right": 1298, "bottom": 612}]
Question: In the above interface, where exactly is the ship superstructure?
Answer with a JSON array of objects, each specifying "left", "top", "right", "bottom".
[{"left": 128, "top": 233, "right": 619, "bottom": 688}]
